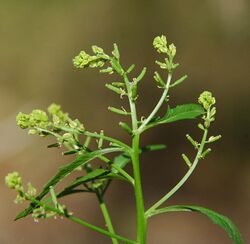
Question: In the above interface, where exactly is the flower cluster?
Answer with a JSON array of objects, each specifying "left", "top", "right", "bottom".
[
  {"left": 153, "top": 35, "right": 168, "bottom": 53},
  {"left": 16, "top": 110, "right": 49, "bottom": 131},
  {"left": 5, "top": 172, "right": 37, "bottom": 204},
  {"left": 16, "top": 104, "right": 85, "bottom": 152},
  {"left": 153, "top": 35, "right": 178, "bottom": 73},
  {"left": 73, "top": 45, "right": 110, "bottom": 69},
  {"left": 16, "top": 104, "right": 84, "bottom": 149},
  {"left": 5, "top": 172, "right": 23, "bottom": 191},
  {"left": 198, "top": 91, "right": 216, "bottom": 110},
  {"left": 198, "top": 91, "right": 216, "bottom": 128}
]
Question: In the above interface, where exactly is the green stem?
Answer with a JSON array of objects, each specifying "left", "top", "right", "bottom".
[
  {"left": 84, "top": 131, "right": 131, "bottom": 152},
  {"left": 98, "top": 154, "right": 134, "bottom": 185},
  {"left": 96, "top": 192, "right": 119, "bottom": 244},
  {"left": 137, "top": 74, "right": 172, "bottom": 134},
  {"left": 68, "top": 215, "right": 135, "bottom": 243},
  {"left": 145, "top": 129, "right": 208, "bottom": 217},
  {"left": 132, "top": 134, "right": 146, "bottom": 244},
  {"left": 111, "top": 164, "right": 135, "bottom": 185},
  {"left": 123, "top": 73, "right": 147, "bottom": 244},
  {"left": 29, "top": 197, "right": 136, "bottom": 244}
]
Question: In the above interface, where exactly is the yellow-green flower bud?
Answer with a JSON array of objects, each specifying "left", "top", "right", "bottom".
[
  {"left": 153, "top": 35, "right": 168, "bottom": 53},
  {"left": 5, "top": 172, "right": 23, "bottom": 191},
  {"left": 73, "top": 51, "right": 91, "bottom": 68},
  {"left": 48, "top": 103, "right": 61, "bottom": 115},
  {"left": 198, "top": 91, "right": 216, "bottom": 110},
  {"left": 14, "top": 194, "right": 25, "bottom": 204},
  {"left": 30, "top": 110, "right": 48, "bottom": 125},
  {"left": 48, "top": 103, "right": 69, "bottom": 127},
  {"left": 16, "top": 113, "right": 31, "bottom": 129},
  {"left": 168, "top": 43, "right": 176, "bottom": 58},
  {"left": 92, "top": 45, "right": 104, "bottom": 55},
  {"left": 27, "top": 182, "right": 37, "bottom": 197},
  {"left": 73, "top": 49, "right": 109, "bottom": 69}
]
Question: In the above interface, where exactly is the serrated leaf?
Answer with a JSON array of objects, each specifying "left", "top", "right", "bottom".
[
  {"left": 160, "top": 104, "right": 205, "bottom": 123},
  {"left": 148, "top": 205, "right": 243, "bottom": 244},
  {"left": 15, "top": 147, "right": 122, "bottom": 220},
  {"left": 146, "top": 104, "right": 204, "bottom": 130}
]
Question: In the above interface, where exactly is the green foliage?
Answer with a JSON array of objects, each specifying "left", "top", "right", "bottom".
[
  {"left": 159, "top": 103, "right": 204, "bottom": 123},
  {"left": 147, "top": 205, "right": 243, "bottom": 244},
  {"left": 6, "top": 35, "right": 241, "bottom": 244},
  {"left": 15, "top": 147, "right": 122, "bottom": 220}
]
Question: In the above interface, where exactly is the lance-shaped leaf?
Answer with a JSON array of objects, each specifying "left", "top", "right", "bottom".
[
  {"left": 57, "top": 169, "right": 128, "bottom": 198},
  {"left": 57, "top": 169, "right": 109, "bottom": 198},
  {"left": 159, "top": 104, "right": 204, "bottom": 123},
  {"left": 15, "top": 147, "right": 122, "bottom": 220},
  {"left": 145, "top": 104, "right": 204, "bottom": 130},
  {"left": 147, "top": 205, "right": 243, "bottom": 244}
]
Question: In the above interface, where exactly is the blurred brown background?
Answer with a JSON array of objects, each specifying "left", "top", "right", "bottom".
[{"left": 0, "top": 0, "right": 249, "bottom": 243}]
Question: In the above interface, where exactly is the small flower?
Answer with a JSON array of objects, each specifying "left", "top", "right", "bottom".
[
  {"left": 168, "top": 43, "right": 176, "bottom": 58},
  {"left": 48, "top": 103, "right": 62, "bottom": 115},
  {"left": 73, "top": 51, "right": 92, "bottom": 68},
  {"left": 153, "top": 35, "right": 168, "bottom": 53},
  {"left": 92, "top": 45, "right": 104, "bottom": 55},
  {"left": 73, "top": 49, "right": 109, "bottom": 69},
  {"left": 198, "top": 91, "right": 216, "bottom": 110},
  {"left": 16, "top": 110, "right": 49, "bottom": 130},
  {"left": 27, "top": 182, "right": 37, "bottom": 197},
  {"left": 69, "top": 119, "right": 85, "bottom": 131},
  {"left": 30, "top": 110, "right": 49, "bottom": 127},
  {"left": 16, "top": 113, "right": 31, "bottom": 129},
  {"left": 14, "top": 194, "right": 25, "bottom": 204},
  {"left": 5, "top": 172, "right": 23, "bottom": 191},
  {"left": 32, "top": 206, "right": 56, "bottom": 219},
  {"left": 48, "top": 103, "right": 69, "bottom": 126}
]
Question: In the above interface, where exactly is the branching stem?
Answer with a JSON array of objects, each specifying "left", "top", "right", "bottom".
[
  {"left": 137, "top": 73, "right": 172, "bottom": 134},
  {"left": 145, "top": 129, "right": 208, "bottom": 217},
  {"left": 123, "top": 72, "right": 147, "bottom": 244}
]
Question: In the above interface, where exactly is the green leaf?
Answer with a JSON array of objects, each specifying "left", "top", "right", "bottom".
[
  {"left": 141, "top": 144, "right": 166, "bottom": 152},
  {"left": 15, "top": 147, "right": 122, "bottom": 220},
  {"left": 63, "top": 149, "right": 79, "bottom": 155},
  {"left": 58, "top": 169, "right": 109, "bottom": 197},
  {"left": 56, "top": 169, "right": 128, "bottom": 199},
  {"left": 111, "top": 153, "right": 131, "bottom": 173},
  {"left": 57, "top": 170, "right": 128, "bottom": 199},
  {"left": 160, "top": 104, "right": 205, "bottom": 123},
  {"left": 146, "top": 104, "right": 204, "bottom": 130},
  {"left": 148, "top": 205, "right": 243, "bottom": 244}
]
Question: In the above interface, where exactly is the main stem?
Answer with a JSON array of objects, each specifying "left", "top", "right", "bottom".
[
  {"left": 126, "top": 77, "right": 146, "bottom": 244},
  {"left": 132, "top": 133, "right": 146, "bottom": 243}
]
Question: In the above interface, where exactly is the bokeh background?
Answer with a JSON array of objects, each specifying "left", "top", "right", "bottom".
[{"left": 1, "top": 1, "right": 249, "bottom": 243}]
